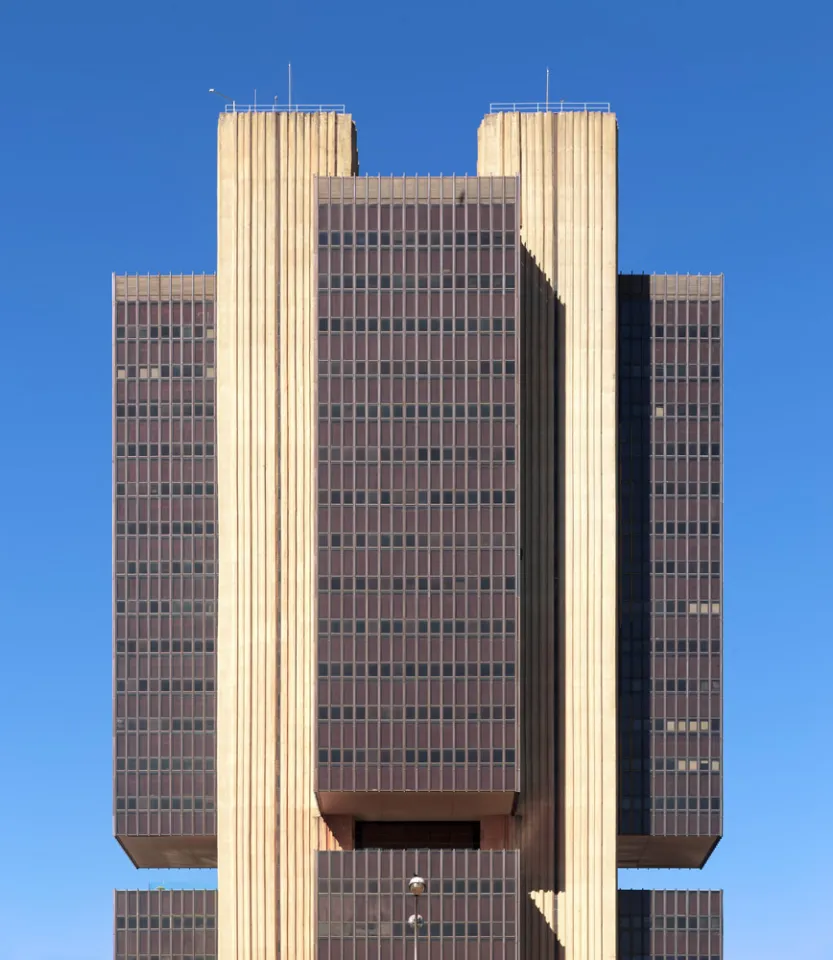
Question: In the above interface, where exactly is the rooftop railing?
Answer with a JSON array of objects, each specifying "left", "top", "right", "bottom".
[
  {"left": 222, "top": 103, "right": 346, "bottom": 114},
  {"left": 145, "top": 879, "right": 217, "bottom": 891},
  {"left": 219, "top": 101, "right": 608, "bottom": 115},
  {"left": 489, "top": 102, "right": 611, "bottom": 113}
]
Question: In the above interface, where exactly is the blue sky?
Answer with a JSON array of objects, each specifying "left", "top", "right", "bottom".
[{"left": 0, "top": 0, "right": 831, "bottom": 957}]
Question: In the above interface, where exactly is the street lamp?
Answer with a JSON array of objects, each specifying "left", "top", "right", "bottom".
[
  {"left": 407, "top": 876, "right": 426, "bottom": 959},
  {"left": 208, "top": 88, "right": 235, "bottom": 110}
]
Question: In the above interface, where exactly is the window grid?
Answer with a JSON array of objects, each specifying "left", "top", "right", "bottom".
[
  {"left": 618, "top": 275, "right": 723, "bottom": 841},
  {"left": 618, "top": 889, "right": 723, "bottom": 960},
  {"left": 115, "top": 889, "right": 217, "bottom": 960},
  {"left": 316, "top": 177, "right": 520, "bottom": 797},
  {"left": 113, "top": 278, "right": 217, "bottom": 841},
  {"left": 317, "top": 850, "right": 519, "bottom": 957}
]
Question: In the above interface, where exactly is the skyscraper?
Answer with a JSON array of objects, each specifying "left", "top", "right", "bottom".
[{"left": 113, "top": 103, "right": 723, "bottom": 960}]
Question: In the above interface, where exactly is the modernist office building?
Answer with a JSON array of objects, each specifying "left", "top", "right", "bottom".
[{"left": 113, "top": 103, "right": 723, "bottom": 960}]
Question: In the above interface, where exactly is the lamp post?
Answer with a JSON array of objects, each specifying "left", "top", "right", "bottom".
[
  {"left": 407, "top": 875, "right": 426, "bottom": 960},
  {"left": 208, "top": 88, "right": 235, "bottom": 110}
]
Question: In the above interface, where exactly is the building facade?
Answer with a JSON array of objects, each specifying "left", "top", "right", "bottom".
[
  {"left": 113, "top": 106, "right": 723, "bottom": 960},
  {"left": 113, "top": 273, "right": 217, "bottom": 870},
  {"left": 617, "top": 274, "right": 723, "bottom": 870}
]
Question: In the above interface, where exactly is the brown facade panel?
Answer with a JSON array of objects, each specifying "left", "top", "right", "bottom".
[
  {"left": 113, "top": 275, "right": 218, "bottom": 867},
  {"left": 315, "top": 178, "right": 520, "bottom": 815},
  {"left": 617, "top": 274, "right": 723, "bottom": 867},
  {"left": 115, "top": 889, "right": 217, "bottom": 959},
  {"left": 317, "top": 850, "right": 519, "bottom": 957},
  {"left": 618, "top": 889, "right": 723, "bottom": 960}
]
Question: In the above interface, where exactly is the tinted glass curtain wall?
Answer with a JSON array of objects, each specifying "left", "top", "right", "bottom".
[{"left": 316, "top": 177, "right": 521, "bottom": 814}]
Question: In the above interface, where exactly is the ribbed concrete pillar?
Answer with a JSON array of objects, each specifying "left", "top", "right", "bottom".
[
  {"left": 216, "top": 110, "right": 357, "bottom": 960},
  {"left": 478, "top": 110, "right": 618, "bottom": 960},
  {"left": 275, "top": 111, "right": 355, "bottom": 960},
  {"left": 217, "top": 110, "right": 280, "bottom": 960}
]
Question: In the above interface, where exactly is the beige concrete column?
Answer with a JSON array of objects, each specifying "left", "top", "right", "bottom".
[
  {"left": 276, "top": 111, "right": 355, "bottom": 960},
  {"left": 217, "top": 110, "right": 280, "bottom": 960},
  {"left": 216, "top": 110, "right": 356, "bottom": 960},
  {"left": 478, "top": 110, "right": 618, "bottom": 960}
]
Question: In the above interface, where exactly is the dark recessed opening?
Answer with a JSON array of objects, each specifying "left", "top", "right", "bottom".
[{"left": 354, "top": 821, "right": 480, "bottom": 850}]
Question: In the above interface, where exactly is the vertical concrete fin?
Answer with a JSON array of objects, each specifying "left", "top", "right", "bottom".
[
  {"left": 477, "top": 109, "right": 618, "bottom": 960},
  {"left": 217, "top": 109, "right": 280, "bottom": 960},
  {"left": 217, "top": 110, "right": 357, "bottom": 960},
  {"left": 277, "top": 110, "right": 356, "bottom": 960}
]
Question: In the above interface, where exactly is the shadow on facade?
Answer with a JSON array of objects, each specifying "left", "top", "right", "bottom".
[
  {"left": 617, "top": 275, "right": 653, "bottom": 837},
  {"left": 518, "top": 244, "right": 562, "bottom": 959}
]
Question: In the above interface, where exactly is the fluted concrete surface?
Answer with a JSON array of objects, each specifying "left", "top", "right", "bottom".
[
  {"left": 216, "top": 111, "right": 356, "bottom": 960},
  {"left": 478, "top": 110, "right": 618, "bottom": 960}
]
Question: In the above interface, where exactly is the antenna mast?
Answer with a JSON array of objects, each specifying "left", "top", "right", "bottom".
[
  {"left": 545, "top": 68, "right": 550, "bottom": 111},
  {"left": 288, "top": 63, "right": 292, "bottom": 110}
]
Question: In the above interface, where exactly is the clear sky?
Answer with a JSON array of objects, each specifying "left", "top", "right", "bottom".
[{"left": 0, "top": 0, "right": 831, "bottom": 957}]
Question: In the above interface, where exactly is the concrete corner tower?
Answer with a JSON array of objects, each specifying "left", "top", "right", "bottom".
[
  {"left": 216, "top": 110, "right": 358, "bottom": 959},
  {"left": 478, "top": 110, "right": 619, "bottom": 960}
]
